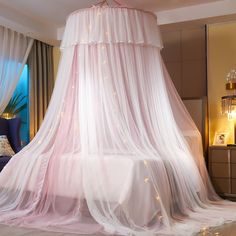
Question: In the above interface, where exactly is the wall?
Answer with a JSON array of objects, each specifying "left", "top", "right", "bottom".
[
  {"left": 208, "top": 22, "right": 236, "bottom": 145},
  {"left": 161, "top": 25, "right": 207, "bottom": 98}
]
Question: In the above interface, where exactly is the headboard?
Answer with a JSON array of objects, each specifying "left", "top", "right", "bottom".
[{"left": 182, "top": 97, "right": 208, "bottom": 156}]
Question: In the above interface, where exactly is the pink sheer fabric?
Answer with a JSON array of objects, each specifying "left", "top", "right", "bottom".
[{"left": 1, "top": 6, "right": 236, "bottom": 236}]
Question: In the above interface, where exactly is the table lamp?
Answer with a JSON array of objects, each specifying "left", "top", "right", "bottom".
[{"left": 221, "top": 69, "right": 236, "bottom": 146}]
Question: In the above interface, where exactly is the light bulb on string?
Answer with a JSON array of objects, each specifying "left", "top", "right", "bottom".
[
  {"left": 143, "top": 160, "right": 148, "bottom": 167},
  {"left": 144, "top": 177, "right": 149, "bottom": 183},
  {"left": 155, "top": 195, "right": 160, "bottom": 201},
  {"left": 200, "top": 225, "right": 209, "bottom": 235}
]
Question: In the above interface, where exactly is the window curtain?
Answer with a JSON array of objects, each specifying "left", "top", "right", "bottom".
[
  {"left": 0, "top": 26, "right": 34, "bottom": 114},
  {"left": 28, "top": 40, "right": 54, "bottom": 140}
]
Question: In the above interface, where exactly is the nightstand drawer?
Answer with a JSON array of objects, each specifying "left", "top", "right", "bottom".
[
  {"left": 212, "top": 178, "right": 230, "bottom": 193},
  {"left": 232, "top": 179, "right": 236, "bottom": 194},
  {"left": 209, "top": 149, "right": 228, "bottom": 163},
  {"left": 231, "top": 150, "right": 236, "bottom": 163},
  {"left": 231, "top": 164, "right": 236, "bottom": 178},
  {"left": 210, "top": 163, "right": 230, "bottom": 178},
  {"left": 209, "top": 146, "right": 236, "bottom": 198}
]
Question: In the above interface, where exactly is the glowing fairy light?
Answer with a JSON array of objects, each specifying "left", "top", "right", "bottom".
[
  {"left": 144, "top": 178, "right": 149, "bottom": 183},
  {"left": 200, "top": 226, "right": 209, "bottom": 235},
  {"left": 143, "top": 160, "right": 148, "bottom": 166}
]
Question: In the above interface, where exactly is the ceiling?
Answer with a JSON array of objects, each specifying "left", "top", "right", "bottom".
[
  {"left": 0, "top": 0, "right": 222, "bottom": 28},
  {"left": 0, "top": 0, "right": 234, "bottom": 45}
]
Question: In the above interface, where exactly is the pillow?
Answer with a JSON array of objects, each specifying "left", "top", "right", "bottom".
[{"left": 0, "top": 135, "right": 15, "bottom": 157}]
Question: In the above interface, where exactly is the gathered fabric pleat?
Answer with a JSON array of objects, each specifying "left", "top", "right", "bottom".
[{"left": 0, "top": 6, "right": 236, "bottom": 236}]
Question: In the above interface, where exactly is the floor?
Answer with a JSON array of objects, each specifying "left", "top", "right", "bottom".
[{"left": 1, "top": 223, "right": 236, "bottom": 236}]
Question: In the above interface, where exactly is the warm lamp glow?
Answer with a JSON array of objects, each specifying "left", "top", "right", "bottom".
[
  {"left": 221, "top": 69, "right": 236, "bottom": 145},
  {"left": 221, "top": 95, "right": 236, "bottom": 119},
  {"left": 227, "top": 111, "right": 236, "bottom": 120}
]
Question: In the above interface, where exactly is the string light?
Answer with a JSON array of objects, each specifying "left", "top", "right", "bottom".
[
  {"left": 144, "top": 177, "right": 149, "bottom": 183},
  {"left": 155, "top": 195, "right": 160, "bottom": 201},
  {"left": 143, "top": 160, "right": 148, "bottom": 166},
  {"left": 200, "top": 226, "right": 209, "bottom": 235}
]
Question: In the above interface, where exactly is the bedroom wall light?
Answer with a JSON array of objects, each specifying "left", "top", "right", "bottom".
[{"left": 221, "top": 69, "right": 236, "bottom": 145}]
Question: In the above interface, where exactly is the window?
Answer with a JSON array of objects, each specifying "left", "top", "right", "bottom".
[{"left": 11, "top": 65, "right": 29, "bottom": 145}]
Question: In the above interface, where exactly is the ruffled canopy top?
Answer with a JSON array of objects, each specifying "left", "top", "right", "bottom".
[{"left": 61, "top": 6, "right": 163, "bottom": 49}]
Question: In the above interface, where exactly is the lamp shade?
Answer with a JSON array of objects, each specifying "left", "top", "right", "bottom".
[{"left": 222, "top": 95, "right": 236, "bottom": 119}]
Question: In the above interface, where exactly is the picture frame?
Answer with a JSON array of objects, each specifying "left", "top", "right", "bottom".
[{"left": 213, "top": 132, "right": 229, "bottom": 146}]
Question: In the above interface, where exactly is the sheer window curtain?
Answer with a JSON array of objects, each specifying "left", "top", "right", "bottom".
[
  {"left": 28, "top": 40, "right": 54, "bottom": 140},
  {"left": 0, "top": 26, "right": 34, "bottom": 114}
]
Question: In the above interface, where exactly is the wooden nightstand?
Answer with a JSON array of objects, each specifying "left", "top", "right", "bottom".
[{"left": 209, "top": 146, "right": 236, "bottom": 198}]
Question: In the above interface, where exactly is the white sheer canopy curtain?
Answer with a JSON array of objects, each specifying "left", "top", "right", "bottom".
[
  {"left": 0, "top": 26, "right": 34, "bottom": 114},
  {"left": 2, "top": 4, "right": 236, "bottom": 236}
]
